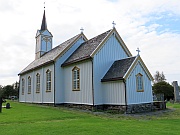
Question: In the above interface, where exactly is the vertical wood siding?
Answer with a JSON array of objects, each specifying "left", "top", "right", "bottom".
[
  {"left": 126, "top": 61, "right": 153, "bottom": 104},
  {"left": 63, "top": 61, "right": 93, "bottom": 105},
  {"left": 33, "top": 69, "right": 43, "bottom": 103},
  {"left": 19, "top": 37, "right": 85, "bottom": 104},
  {"left": 19, "top": 64, "right": 54, "bottom": 103},
  {"left": 102, "top": 81, "right": 126, "bottom": 105},
  {"left": 19, "top": 75, "right": 26, "bottom": 102},
  {"left": 55, "top": 37, "right": 85, "bottom": 104},
  {"left": 93, "top": 34, "right": 128, "bottom": 105}
]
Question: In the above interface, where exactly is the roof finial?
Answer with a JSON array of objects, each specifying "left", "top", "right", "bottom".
[
  {"left": 44, "top": 2, "right": 45, "bottom": 9},
  {"left": 80, "top": 27, "right": 84, "bottom": 33},
  {"left": 136, "top": 48, "right": 140, "bottom": 56},
  {"left": 112, "top": 21, "right": 116, "bottom": 28}
]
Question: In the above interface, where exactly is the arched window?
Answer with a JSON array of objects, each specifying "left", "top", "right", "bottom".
[
  {"left": 72, "top": 66, "right": 80, "bottom": 91},
  {"left": 136, "top": 73, "right": 144, "bottom": 92},
  {"left": 46, "top": 69, "right": 51, "bottom": 92},
  {"left": 22, "top": 78, "right": 25, "bottom": 95},
  {"left": 36, "top": 73, "right": 40, "bottom": 93},
  {"left": 28, "top": 76, "right": 31, "bottom": 94}
]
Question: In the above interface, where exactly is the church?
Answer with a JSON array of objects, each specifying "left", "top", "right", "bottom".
[{"left": 18, "top": 10, "right": 154, "bottom": 113}]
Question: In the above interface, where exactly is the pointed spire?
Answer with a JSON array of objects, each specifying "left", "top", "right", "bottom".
[{"left": 40, "top": 9, "right": 47, "bottom": 30}]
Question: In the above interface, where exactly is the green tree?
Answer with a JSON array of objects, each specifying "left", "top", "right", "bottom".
[
  {"left": 0, "top": 85, "right": 3, "bottom": 97},
  {"left": 152, "top": 81, "right": 174, "bottom": 100},
  {"left": 2, "top": 85, "right": 15, "bottom": 98}
]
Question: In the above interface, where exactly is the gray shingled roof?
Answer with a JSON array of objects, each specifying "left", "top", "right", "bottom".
[
  {"left": 19, "top": 34, "right": 81, "bottom": 75},
  {"left": 62, "top": 29, "right": 112, "bottom": 66},
  {"left": 101, "top": 56, "right": 136, "bottom": 82}
]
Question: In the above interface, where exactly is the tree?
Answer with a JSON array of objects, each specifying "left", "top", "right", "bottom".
[
  {"left": 152, "top": 81, "right": 174, "bottom": 100},
  {"left": 0, "top": 82, "right": 19, "bottom": 99},
  {"left": 2, "top": 85, "right": 14, "bottom": 98},
  {"left": 0, "top": 85, "right": 3, "bottom": 97},
  {"left": 154, "top": 71, "right": 166, "bottom": 83}
]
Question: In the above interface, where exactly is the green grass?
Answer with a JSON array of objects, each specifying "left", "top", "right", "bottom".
[{"left": 0, "top": 101, "right": 180, "bottom": 135}]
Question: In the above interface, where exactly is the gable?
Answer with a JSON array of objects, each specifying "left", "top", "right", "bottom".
[
  {"left": 36, "top": 29, "right": 53, "bottom": 37},
  {"left": 91, "top": 28, "right": 132, "bottom": 57},
  {"left": 62, "top": 28, "right": 132, "bottom": 67},
  {"left": 41, "top": 30, "right": 53, "bottom": 37},
  {"left": 123, "top": 56, "right": 153, "bottom": 81}
]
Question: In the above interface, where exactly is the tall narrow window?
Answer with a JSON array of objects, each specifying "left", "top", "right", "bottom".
[
  {"left": 28, "top": 76, "right": 31, "bottom": 94},
  {"left": 22, "top": 78, "right": 25, "bottom": 95},
  {"left": 136, "top": 73, "right": 144, "bottom": 92},
  {"left": 36, "top": 73, "right": 40, "bottom": 93},
  {"left": 46, "top": 69, "right": 51, "bottom": 92},
  {"left": 72, "top": 66, "right": 80, "bottom": 91}
]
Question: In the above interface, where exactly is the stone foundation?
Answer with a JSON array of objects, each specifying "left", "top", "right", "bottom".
[
  {"left": 101, "top": 105, "right": 126, "bottom": 113},
  {"left": 59, "top": 102, "right": 166, "bottom": 114},
  {"left": 62, "top": 103, "right": 93, "bottom": 111},
  {"left": 126, "top": 103, "right": 153, "bottom": 114}
]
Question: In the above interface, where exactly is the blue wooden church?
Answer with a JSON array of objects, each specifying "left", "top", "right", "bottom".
[{"left": 18, "top": 10, "right": 154, "bottom": 113}]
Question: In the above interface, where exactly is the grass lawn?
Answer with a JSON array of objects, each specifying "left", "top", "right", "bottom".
[{"left": 0, "top": 101, "right": 180, "bottom": 135}]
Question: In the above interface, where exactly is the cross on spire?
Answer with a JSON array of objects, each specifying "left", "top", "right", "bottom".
[
  {"left": 136, "top": 48, "right": 140, "bottom": 56},
  {"left": 80, "top": 27, "right": 84, "bottom": 33},
  {"left": 112, "top": 21, "right": 116, "bottom": 28}
]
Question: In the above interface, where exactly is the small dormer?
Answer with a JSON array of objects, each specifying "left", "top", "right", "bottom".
[{"left": 35, "top": 10, "right": 53, "bottom": 59}]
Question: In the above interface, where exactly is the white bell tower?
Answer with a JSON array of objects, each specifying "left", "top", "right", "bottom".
[{"left": 35, "top": 9, "right": 53, "bottom": 59}]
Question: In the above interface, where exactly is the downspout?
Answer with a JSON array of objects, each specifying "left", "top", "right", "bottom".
[
  {"left": 91, "top": 59, "right": 95, "bottom": 110},
  {"left": 123, "top": 79, "right": 127, "bottom": 113},
  {"left": 53, "top": 61, "right": 56, "bottom": 107}
]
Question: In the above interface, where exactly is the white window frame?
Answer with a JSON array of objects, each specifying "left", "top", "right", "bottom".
[
  {"left": 72, "top": 66, "right": 80, "bottom": 91},
  {"left": 36, "top": 73, "right": 40, "bottom": 93},
  {"left": 136, "top": 73, "right": 144, "bottom": 92},
  {"left": 46, "top": 69, "right": 51, "bottom": 92},
  {"left": 28, "top": 76, "right": 31, "bottom": 94}
]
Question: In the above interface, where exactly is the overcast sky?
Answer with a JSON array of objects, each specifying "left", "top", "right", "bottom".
[{"left": 0, "top": 0, "right": 180, "bottom": 86}]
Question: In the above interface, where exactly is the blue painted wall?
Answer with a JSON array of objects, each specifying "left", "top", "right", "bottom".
[
  {"left": 126, "top": 61, "right": 153, "bottom": 104},
  {"left": 54, "top": 36, "right": 86, "bottom": 104},
  {"left": 93, "top": 34, "right": 128, "bottom": 105}
]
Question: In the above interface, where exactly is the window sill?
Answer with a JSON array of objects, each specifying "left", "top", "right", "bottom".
[
  {"left": 36, "top": 91, "right": 40, "bottom": 93},
  {"left": 46, "top": 90, "right": 51, "bottom": 92},
  {"left": 137, "top": 90, "right": 144, "bottom": 92},
  {"left": 28, "top": 92, "right": 31, "bottom": 94},
  {"left": 72, "top": 89, "right": 80, "bottom": 91}
]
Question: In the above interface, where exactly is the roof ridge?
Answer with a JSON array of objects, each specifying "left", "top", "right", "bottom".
[
  {"left": 88, "top": 29, "right": 112, "bottom": 41},
  {"left": 114, "top": 56, "right": 136, "bottom": 62}
]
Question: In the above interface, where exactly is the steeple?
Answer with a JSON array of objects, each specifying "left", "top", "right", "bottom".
[
  {"left": 35, "top": 6, "right": 53, "bottom": 59},
  {"left": 41, "top": 10, "right": 47, "bottom": 30}
]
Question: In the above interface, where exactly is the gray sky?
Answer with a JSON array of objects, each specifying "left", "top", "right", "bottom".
[{"left": 0, "top": 0, "right": 180, "bottom": 86}]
